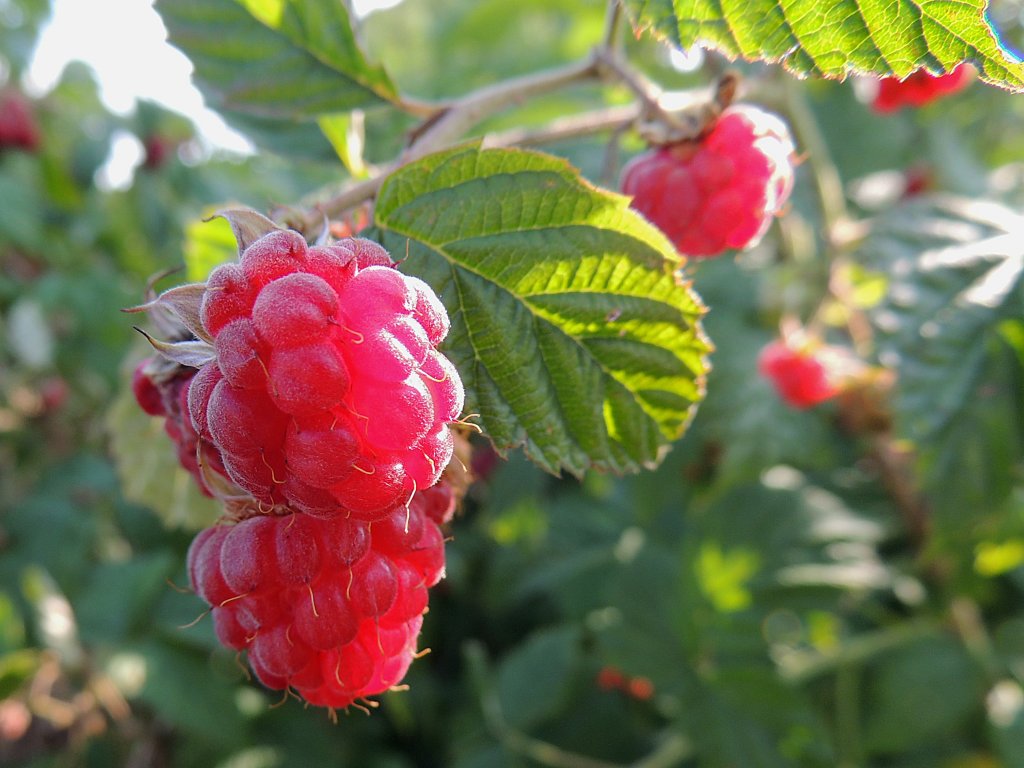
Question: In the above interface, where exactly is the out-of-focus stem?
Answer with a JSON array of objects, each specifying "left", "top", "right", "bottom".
[{"left": 780, "top": 76, "right": 848, "bottom": 245}]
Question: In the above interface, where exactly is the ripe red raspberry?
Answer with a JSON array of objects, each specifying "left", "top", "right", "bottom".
[
  {"left": 620, "top": 105, "right": 795, "bottom": 258},
  {"left": 133, "top": 358, "right": 229, "bottom": 496},
  {"left": 192, "top": 232, "right": 463, "bottom": 520},
  {"left": 757, "top": 339, "right": 839, "bottom": 410},
  {"left": 869, "top": 65, "right": 972, "bottom": 113},
  {"left": 187, "top": 488, "right": 447, "bottom": 710},
  {"left": 0, "top": 89, "right": 40, "bottom": 152}
]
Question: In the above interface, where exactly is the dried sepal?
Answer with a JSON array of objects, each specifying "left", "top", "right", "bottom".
[
  {"left": 125, "top": 283, "right": 212, "bottom": 344},
  {"left": 134, "top": 327, "right": 216, "bottom": 368},
  {"left": 210, "top": 208, "right": 283, "bottom": 256}
]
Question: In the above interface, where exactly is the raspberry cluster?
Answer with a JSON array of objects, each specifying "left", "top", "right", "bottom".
[
  {"left": 870, "top": 65, "right": 972, "bottom": 113},
  {"left": 132, "top": 219, "right": 465, "bottom": 710},
  {"left": 620, "top": 105, "right": 795, "bottom": 258},
  {"left": 757, "top": 339, "right": 838, "bottom": 410},
  {"left": 193, "top": 232, "right": 462, "bottom": 521},
  {"left": 188, "top": 482, "right": 454, "bottom": 709}
]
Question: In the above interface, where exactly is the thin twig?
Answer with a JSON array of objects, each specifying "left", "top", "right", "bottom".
[
  {"left": 406, "top": 56, "right": 602, "bottom": 161},
  {"left": 779, "top": 75, "right": 848, "bottom": 245},
  {"left": 868, "top": 435, "right": 930, "bottom": 552},
  {"left": 601, "top": 0, "right": 626, "bottom": 52},
  {"left": 482, "top": 103, "right": 641, "bottom": 149},
  {"left": 594, "top": 48, "right": 666, "bottom": 122}
]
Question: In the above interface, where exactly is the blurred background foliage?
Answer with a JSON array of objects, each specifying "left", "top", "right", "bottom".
[{"left": 2, "top": 0, "right": 1024, "bottom": 766}]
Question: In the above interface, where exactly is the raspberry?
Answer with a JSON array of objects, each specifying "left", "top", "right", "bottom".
[
  {"left": 621, "top": 105, "right": 795, "bottom": 258},
  {"left": 132, "top": 358, "right": 229, "bottom": 496},
  {"left": 757, "top": 339, "right": 838, "bottom": 410},
  {"left": 869, "top": 65, "right": 972, "bottom": 113},
  {"left": 0, "top": 89, "right": 40, "bottom": 152},
  {"left": 597, "top": 666, "right": 626, "bottom": 690},
  {"left": 187, "top": 490, "right": 448, "bottom": 710},
  {"left": 132, "top": 360, "right": 166, "bottom": 416},
  {"left": 142, "top": 135, "right": 175, "bottom": 170},
  {"left": 193, "top": 232, "right": 463, "bottom": 519}
]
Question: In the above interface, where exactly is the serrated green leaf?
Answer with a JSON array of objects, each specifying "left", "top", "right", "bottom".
[
  {"left": 155, "top": 0, "right": 397, "bottom": 123},
  {"left": 858, "top": 196, "right": 1024, "bottom": 528},
  {"left": 625, "top": 0, "right": 1024, "bottom": 91},
  {"left": 374, "top": 144, "right": 710, "bottom": 477}
]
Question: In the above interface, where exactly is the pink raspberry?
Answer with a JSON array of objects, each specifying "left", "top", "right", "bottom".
[
  {"left": 620, "top": 105, "right": 795, "bottom": 258},
  {"left": 187, "top": 485, "right": 448, "bottom": 710},
  {"left": 870, "top": 65, "right": 972, "bottom": 113},
  {"left": 193, "top": 232, "right": 464, "bottom": 520},
  {"left": 757, "top": 340, "right": 838, "bottom": 410}
]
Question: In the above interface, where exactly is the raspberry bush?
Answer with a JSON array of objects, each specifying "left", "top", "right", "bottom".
[{"left": 5, "top": 0, "right": 1024, "bottom": 766}]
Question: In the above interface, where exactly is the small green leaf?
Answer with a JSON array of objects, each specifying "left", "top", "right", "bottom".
[
  {"left": 318, "top": 111, "right": 368, "bottom": 178},
  {"left": 374, "top": 144, "right": 710, "bottom": 477},
  {"left": 625, "top": 0, "right": 1024, "bottom": 91},
  {"left": 155, "top": 0, "right": 397, "bottom": 122},
  {"left": 184, "top": 213, "right": 240, "bottom": 282}
]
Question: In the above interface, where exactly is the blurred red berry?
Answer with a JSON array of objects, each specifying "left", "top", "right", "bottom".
[
  {"left": 626, "top": 676, "right": 654, "bottom": 701},
  {"left": 758, "top": 340, "right": 839, "bottom": 410},
  {"left": 142, "top": 135, "right": 172, "bottom": 170},
  {"left": 39, "top": 376, "right": 69, "bottom": 412},
  {"left": 597, "top": 666, "right": 626, "bottom": 690},
  {"left": 0, "top": 89, "right": 40, "bottom": 152},
  {"left": 870, "top": 65, "right": 972, "bottom": 113}
]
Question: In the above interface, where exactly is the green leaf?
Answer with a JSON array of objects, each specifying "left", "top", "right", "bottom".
[
  {"left": 155, "top": 0, "right": 397, "bottom": 122},
  {"left": 373, "top": 144, "right": 710, "bottom": 476},
  {"left": 496, "top": 625, "right": 580, "bottom": 730},
  {"left": 863, "top": 636, "right": 984, "bottom": 754},
  {"left": 318, "top": 112, "right": 368, "bottom": 177},
  {"left": 105, "top": 358, "right": 222, "bottom": 531},
  {"left": 134, "top": 640, "right": 250, "bottom": 750},
  {"left": 685, "top": 667, "right": 833, "bottom": 767},
  {"left": 625, "top": 0, "right": 1024, "bottom": 91},
  {"left": 184, "top": 213, "right": 241, "bottom": 282},
  {"left": 858, "top": 196, "right": 1024, "bottom": 528}
]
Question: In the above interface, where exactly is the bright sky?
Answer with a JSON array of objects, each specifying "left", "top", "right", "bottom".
[{"left": 24, "top": 0, "right": 402, "bottom": 183}]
